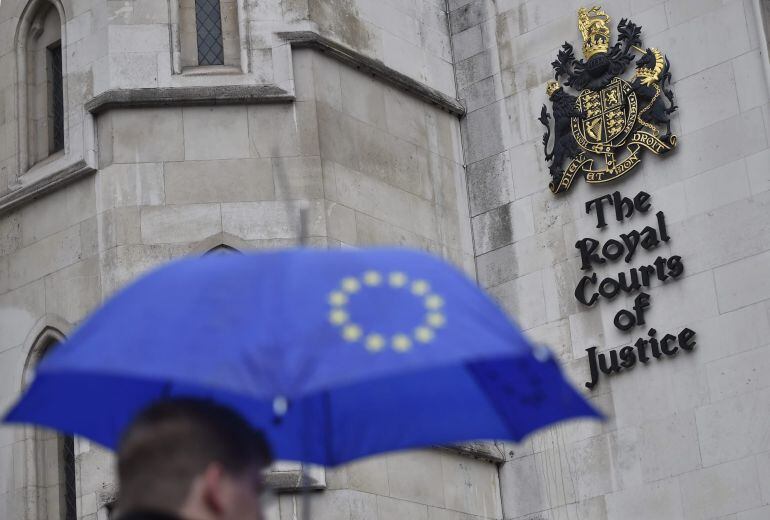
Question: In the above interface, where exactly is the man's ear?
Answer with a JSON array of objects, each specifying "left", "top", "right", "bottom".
[{"left": 201, "top": 463, "right": 226, "bottom": 515}]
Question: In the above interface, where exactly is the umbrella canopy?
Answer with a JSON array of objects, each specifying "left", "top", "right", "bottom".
[{"left": 4, "top": 248, "right": 599, "bottom": 466}]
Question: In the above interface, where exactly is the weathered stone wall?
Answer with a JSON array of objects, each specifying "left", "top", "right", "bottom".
[
  {"left": 451, "top": 0, "right": 770, "bottom": 518},
  {"left": 0, "top": 1, "right": 495, "bottom": 519}
]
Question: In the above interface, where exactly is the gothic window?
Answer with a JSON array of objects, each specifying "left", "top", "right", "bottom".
[
  {"left": 22, "top": 328, "right": 77, "bottom": 520},
  {"left": 179, "top": 0, "right": 241, "bottom": 69},
  {"left": 19, "top": 0, "right": 65, "bottom": 169}
]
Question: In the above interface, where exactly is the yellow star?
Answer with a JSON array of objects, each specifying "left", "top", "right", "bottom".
[
  {"left": 328, "top": 309, "right": 349, "bottom": 326},
  {"left": 328, "top": 291, "right": 348, "bottom": 306},
  {"left": 389, "top": 272, "right": 408, "bottom": 288},
  {"left": 342, "top": 324, "right": 363, "bottom": 342},
  {"left": 425, "top": 294, "right": 444, "bottom": 310},
  {"left": 341, "top": 277, "right": 360, "bottom": 294},
  {"left": 427, "top": 312, "right": 446, "bottom": 328},
  {"left": 414, "top": 326, "right": 435, "bottom": 343},
  {"left": 411, "top": 279, "right": 430, "bottom": 296},
  {"left": 392, "top": 334, "right": 412, "bottom": 352},
  {"left": 363, "top": 271, "right": 382, "bottom": 286},
  {"left": 365, "top": 333, "right": 385, "bottom": 352}
]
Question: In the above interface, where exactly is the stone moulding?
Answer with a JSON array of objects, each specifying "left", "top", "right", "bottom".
[
  {"left": 278, "top": 31, "right": 466, "bottom": 117},
  {"left": 84, "top": 84, "right": 295, "bottom": 115},
  {"left": 0, "top": 159, "right": 95, "bottom": 217},
  {"left": 439, "top": 441, "right": 508, "bottom": 464}
]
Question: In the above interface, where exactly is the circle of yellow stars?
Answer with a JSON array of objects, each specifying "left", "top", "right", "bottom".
[{"left": 327, "top": 271, "right": 446, "bottom": 354}]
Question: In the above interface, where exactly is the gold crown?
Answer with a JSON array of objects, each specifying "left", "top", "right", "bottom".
[
  {"left": 578, "top": 6, "right": 611, "bottom": 60},
  {"left": 546, "top": 80, "right": 560, "bottom": 97}
]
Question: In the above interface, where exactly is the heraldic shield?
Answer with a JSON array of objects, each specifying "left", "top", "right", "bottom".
[{"left": 539, "top": 6, "right": 678, "bottom": 194}]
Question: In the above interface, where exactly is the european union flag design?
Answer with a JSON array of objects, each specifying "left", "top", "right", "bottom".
[{"left": 4, "top": 248, "right": 599, "bottom": 466}]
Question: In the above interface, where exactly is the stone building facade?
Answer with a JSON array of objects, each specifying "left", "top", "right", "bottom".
[{"left": 0, "top": 0, "right": 769, "bottom": 519}]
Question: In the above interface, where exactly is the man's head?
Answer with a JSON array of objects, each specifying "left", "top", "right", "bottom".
[{"left": 117, "top": 398, "right": 273, "bottom": 520}]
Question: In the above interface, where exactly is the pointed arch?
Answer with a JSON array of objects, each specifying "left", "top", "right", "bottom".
[
  {"left": 15, "top": 0, "right": 68, "bottom": 175},
  {"left": 17, "top": 317, "right": 76, "bottom": 520}
]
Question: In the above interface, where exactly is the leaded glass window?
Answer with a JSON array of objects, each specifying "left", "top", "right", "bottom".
[
  {"left": 195, "top": 0, "right": 225, "bottom": 66},
  {"left": 48, "top": 42, "right": 64, "bottom": 153}
]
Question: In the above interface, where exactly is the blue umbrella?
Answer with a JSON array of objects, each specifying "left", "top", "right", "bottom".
[{"left": 4, "top": 248, "right": 599, "bottom": 465}]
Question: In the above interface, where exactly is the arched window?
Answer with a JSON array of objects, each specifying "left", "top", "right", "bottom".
[
  {"left": 17, "top": 0, "right": 66, "bottom": 171},
  {"left": 178, "top": 0, "right": 241, "bottom": 69},
  {"left": 21, "top": 328, "right": 76, "bottom": 520}
]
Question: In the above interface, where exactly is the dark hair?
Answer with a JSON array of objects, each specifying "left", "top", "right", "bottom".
[{"left": 117, "top": 398, "right": 273, "bottom": 512}]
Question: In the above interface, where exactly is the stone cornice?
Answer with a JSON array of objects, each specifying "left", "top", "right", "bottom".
[
  {"left": 0, "top": 159, "right": 96, "bottom": 216},
  {"left": 278, "top": 31, "right": 466, "bottom": 117},
  {"left": 85, "top": 84, "right": 295, "bottom": 115}
]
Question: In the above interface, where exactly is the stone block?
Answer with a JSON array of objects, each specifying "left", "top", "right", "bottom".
[
  {"left": 707, "top": 346, "right": 770, "bottom": 403},
  {"left": 334, "top": 163, "right": 437, "bottom": 240},
  {"left": 639, "top": 412, "right": 701, "bottom": 481},
  {"left": 449, "top": 1, "right": 489, "bottom": 33},
  {"left": 0, "top": 281, "right": 44, "bottom": 353},
  {"left": 44, "top": 257, "right": 101, "bottom": 324},
  {"left": 19, "top": 176, "right": 96, "bottom": 247},
  {"left": 272, "top": 156, "right": 323, "bottom": 199},
  {"left": 675, "top": 61, "right": 740, "bottom": 135},
  {"left": 108, "top": 52, "right": 158, "bottom": 89},
  {"left": 341, "top": 455, "right": 389, "bottom": 495},
  {"left": 385, "top": 450, "right": 445, "bottom": 508},
  {"left": 221, "top": 201, "right": 323, "bottom": 240},
  {"left": 377, "top": 495, "right": 429, "bottom": 520},
  {"left": 108, "top": 24, "right": 168, "bottom": 54},
  {"left": 715, "top": 249, "right": 770, "bottom": 313},
  {"left": 354, "top": 120, "right": 431, "bottom": 200},
  {"left": 566, "top": 433, "right": 615, "bottom": 501},
  {"left": 247, "top": 102, "right": 320, "bottom": 158},
  {"left": 452, "top": 25, "right": 483, "bottom": 62},
  {"left": 680, "top": 456, "right": 761, "bottom": 519},
  {"left": 747, "top": 148, "right": 770, "bottom": 195},
  {"left": 140, "top": 204, "right": 221, "bottom": 245},
  {"left": 354, "top": 211, "right": 434, "bottom": 250},
  {"left": 382, "top": 32, "right": 424, "bottom": 84},
  {"left": 733, "top": 49, "right": 770, "bottom": 112},
  {"left": 690, "top": 302, "right": 770, "bottom": 364},
  {"left": 605, "top": 479, "right": 684, "bottom": 520},
  {"left": 471, "top": 197, "right": 534, "bottom": 255},
  {"left": 384, "top": 87, "right": 429, "bottom": 149},
  {"left": 8, "top": 225, "right": 82, "bottom": 290},
  {"left": 467, "top": 151, "right": 514, "bottom": 216},
  {"left": 499, "top": 452, "right": 550, "bottom": 517},
  {"left": 325, "top": 202, "right": 357, "bottom": 245},
  {"left": 317, "top": 104, "right": 360, "bottom": 172},
  {"left": 440, "top": 453, "right": 501, "bottom": 517},
  {"left": 311, "top": 53, "right": 343, "bottom": 111},
  {"left": 183, "top": 106, "right": 250, "bottom": 160},
  {"left": 99, "top": 244, "right": 171, "bottom": 297},
  {"left": 110, "top": 108, "right": 184, "bottom": 164},
  {"left": 510, "top": 141, "right": 548, "bottom": 199},
  {"left": 455, "top": 51, "right": 496, "bottom": 90},
  {"left": 683, "top": 158, "right": 750, "bottom": 217},
  {"left": 696, "top": 388, "right": 770, "bottom": 467},
  {"left": 106, "top": 0, "right": 171, "bottom": 24},
  {"left": 339, "top": 65, "right": 387, "bottom": 128},
  {"left": 165, "top": 158, "right": 274, "bottom": 204},
  {"left": 487, "top": 270, "right": 546, "bottom": 331},
  {"left": 97, "top": 163, "right": 165, "bottom": 210},
  {"left": 757, "top": 450, "right": 770, "bottom": 505},
  {"left": 459, "top": 73, "right": 503, "bottom": 114},
  {"left": 640, "top": 108, "right": 766, "bottom": 192}
]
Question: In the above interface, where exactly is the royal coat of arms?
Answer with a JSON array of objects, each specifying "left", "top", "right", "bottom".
[{"left": 540, "top": 6, "right": 678, "bottom": 194}]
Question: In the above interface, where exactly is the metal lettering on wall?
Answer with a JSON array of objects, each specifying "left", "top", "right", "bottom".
[
  {"left": 574, "top": 191, "right": 696, "bottom": 389},
  {"left": 539, "top": 6, "right": 677, "bottom": 194}
]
